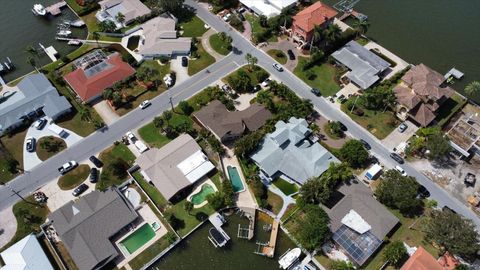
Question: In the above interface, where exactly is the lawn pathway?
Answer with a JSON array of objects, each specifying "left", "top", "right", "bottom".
[{"left": 201, "top": 28, "right": 224, "bottom": 61}]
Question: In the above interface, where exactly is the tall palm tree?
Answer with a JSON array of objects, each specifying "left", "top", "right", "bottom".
[
  {"left": 353, "top": 19, "right": 370, "bottom": 37},
  {"left": 309, "top": 25, "right": 323, "bottom": 53},
  {"left": 324, "top": 24, "right": 341, "bottom": 47},
  {"left": 465, "top": 81, "right": 480, "bottom": 98},
  {"left": 116, "top": 12, "right": 126, "bottom": 27}
]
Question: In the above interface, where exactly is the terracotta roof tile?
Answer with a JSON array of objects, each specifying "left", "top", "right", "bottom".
[
  {"left": 293, "top": 1, "right": 337, "bottom": 32},
  {"left": 401, "top": 246, "right": 443, "bottom": 270}
]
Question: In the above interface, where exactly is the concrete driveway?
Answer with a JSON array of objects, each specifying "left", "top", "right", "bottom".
[
  {"left": 23, "top": 119, "right": 83, "bottom": 171},
  {"left": 170, "top": 56, "right": 190, "bottom": 85},
  {"left": 381, "top": 120, "right": 418, "bottom": 151},
  {"left": 93, "top": 100, "right": 120, "bottom": 125},
  {"left": 0, "top": 206, "right": 17, "bottom": 249},
  {"left": 262, "top": 39, "right": 299, "bottom": 71}
]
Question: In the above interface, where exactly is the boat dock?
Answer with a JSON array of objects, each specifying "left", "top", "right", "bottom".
[
  {"left": 338, "top": 10, "right": 368, "bottom": 21},
  {"left": 46, "top": 1, "right": 67, "bottom": 16},
  {"left": 254, "top": 219, "right": 279, "bottom": 258},
  {"left": 208, "top": 213, "right": 230, "bottom": 248},
  {"left": 39, "top": 43, "right": 59, "bottom": 62},
  {"left": 237, "top": 208, "right": 255, "bottom": 240},
  {"left": 444, "top": 68, "right": 464, "bottom": 80}
]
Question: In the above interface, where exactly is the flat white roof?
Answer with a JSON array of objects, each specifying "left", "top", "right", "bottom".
[
  {"left": 240, "top": 0, "right": 297, "bottom": 17},
  {"left": 341, "top": 210, "right": 371, "bottom": 234},
  {"left": 365, "top": 163, "right": 382, "bottom": 180},
  {"left": 177, "top": 150, "right": 215, "bottom": 183}
]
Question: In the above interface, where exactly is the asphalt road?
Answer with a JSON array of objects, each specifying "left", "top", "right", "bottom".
[{"left": 1, "top": 0, "right": 479, "bottom": 229}]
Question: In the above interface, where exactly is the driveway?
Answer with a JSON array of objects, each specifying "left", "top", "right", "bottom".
[
  {"left": 381, "top": 120, "right": 418, "bottom": 152},
  {"left": 201, "top": 28, "right": 224, "bottom": 61},
  {"left": 93, "top": 100, "right": 120, "bottom": 125},
  {"left": 0, "top": 206, "right": 17, "bottom": 248},
  {"left": 314, "top": 113, "right": 349, "bottom": 149},
  {"left": 262, "top": 39, "right": 299, "bottom": 72},
  {"left": 23, "top": 119, "right": 83, "bottom": 171},
  {"left": 170, "top": 56, "right": 190, "bottom": 85},
  {"left": 234, "top": 93, "right": 256, "bottom": 111}
]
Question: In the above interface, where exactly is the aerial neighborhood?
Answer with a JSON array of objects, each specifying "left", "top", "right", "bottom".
[{"left": 1, "top": 0, "right": 480, "bottom": 270}]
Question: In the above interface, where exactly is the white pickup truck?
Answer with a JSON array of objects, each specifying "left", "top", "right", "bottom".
[{"left": 126, "top": 132, "right": 149, "bottom": 153}]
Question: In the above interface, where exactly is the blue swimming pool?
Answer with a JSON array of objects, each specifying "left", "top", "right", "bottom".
[{"left": 227, "top": 166, "right": 245, "bottom": 193}]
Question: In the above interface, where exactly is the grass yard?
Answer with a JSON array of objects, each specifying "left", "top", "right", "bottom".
[
  {"left": 169, "top": 197, "right": 216, "bottom": 237},
  {"left": 36, "top": 136, "right": 67, "bottom": 161},
  {"left": 245, "top": 14, "right": 277, "bottom": 42},
  {"left": 273, "top": 178, "right": 298, "bottom": 196},
  {"left": 56, "top": 110, "right": 98, "bottom": 137},
  {"left": 133, "top": 171, "right": 169, "bottom": 211},
  {"left": 0, "top": 128, "right": 27, "bottom": 182},
  {"left": 179, "top": 15, "right": 208, "bottom": 37},
  {"left": 128, "top": 235, "right": 173, "bottom": 270},
  {"left": 223, "top": 65, "right": 269, "bottom": 86},
  {"left": 138, "top": 122, "right": 171, "bottom": 149},
  {"left": 188, "top": 43, "right": 216, "bottom": 76},
  {"left": 267, "top": 49, "right": 287, "bottom": 64},
  {"left": 435, "top": 93, "right": 467, "bottom": 127},
  {"left": 57, "top": 164, "right": 90, "bottom": 190},
  {"left": 209, "top": 33, "right": 232, "bottom": 55},
  {"left": 267, "top": 190, "right": 284, "bottom": 215},
  {"left": 96, "top": 144, "right": 135, "bottom": 191},
  {"left": 81, "top": 12, "right": 100, "bottom": 33},
  {"left": 0, "top": 196, "right": 49, "bottom": 252},
  {"left": 294, "top": 57, "right": 341, "bottom": 96},
  {"left": 341, "top": 101, "right": 399, "bottom": 139}
]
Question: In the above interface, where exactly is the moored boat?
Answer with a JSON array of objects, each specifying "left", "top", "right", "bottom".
[
  {"left": 32, "top": 4, "right": 47, "bottom": 16},
  {"left": 278, "top": 248, "right": 302, "bottom": 269}
]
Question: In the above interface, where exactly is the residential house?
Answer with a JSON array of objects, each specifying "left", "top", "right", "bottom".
[
  {"left": 136, "top": 134, "right": 215, "bottom": 201},
  {"left": 96, "top": 0, "right": 151, "bottom": 29},
  {"left": 325, "top": 181, "right": 399, "bottom": 266},
  {"left": 291, "top": 1, "right": 338, "bottom": 44},
  {"left": 193, "top": 100, "right": 272, "bottom": 142},
  {"left": 250, "top": 117, "right": 339, "bottom": 184},
  {"left": 48, "top": 188, "right": 139, "bottom": 270},
  {"left": 332, "top": 40, "right": 391, "bottom": 89},
  {"left": 400, "top": 246, "right": 443, "bottom": 270},
  {"left": 240, "top": 0, "right": 297, "bottom": 18},
  {"left": 446, "top": 109, "right": 480, "bottom": 157},
  {"left": 0, "top": 234, "right": 55, "bottom": 270},
  {"left": 0, "top": 73, "right": 71, "bottom": 135},
  {"left": 63, "top": 50, "right": 135, "bottom": 103},
  {"left": 136, "top": 15, "right": 192, "bottom": 59}
]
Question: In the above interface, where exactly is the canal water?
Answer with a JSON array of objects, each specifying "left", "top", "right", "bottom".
[
  {"left": 0, "top": 0, "right": 87, "bottom": 82},
  {"left": 323, "top": 0, "right": 480, "bottom": 102},
  {"left": 151, "top": 211, "right": 296, "bottom": 270}
]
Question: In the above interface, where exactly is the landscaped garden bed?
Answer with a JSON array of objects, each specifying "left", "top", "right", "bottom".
[
  {"left": 209, "top": 32, "right": 232, "bottom": 55},
  {"left": 57, "top": 164, "right": 90, "bottom": 190},
  {"left": 267, "top": 49, "right": 287, "bottom": 64},
  {"left": 36, "top": 136, "right": 67, "bottom": 161}
]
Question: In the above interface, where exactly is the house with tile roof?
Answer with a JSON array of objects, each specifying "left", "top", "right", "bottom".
[
  {"left": 63, "top": 51, "right": 135, "bottom": 103},
  {"left": 401, "top": 246, "right": 443, "bottom": 270},
  {"left": 291, "top": 1, "right": 338, "bottom": 43},
  {"left": 394, "top": 63, "right": 454, "bottom": 127}
]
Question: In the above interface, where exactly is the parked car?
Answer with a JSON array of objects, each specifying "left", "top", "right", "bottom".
[
  {"left": 253, "top": 85, "right": 261, "bottom": 92},
  {"left": 139, "top": 100, "right": 151, "bottom": 109},
  {"left": 237, "top": 7, "right": 246, "bottom": 13},
  {"left": 58, "top": 161, "right": 78, "bottom": 175},
  {"left": 442, "top": 205, "right": 457, "bottom": 214},
  {"left": 398, "top": 122, "right": 408, "bottom": 133},
  {"left": 395, "top": 165, "right": 407, "bottom": 176},
  {"left": 261, "top": 78, "right": 271, "bottom": 87},
  {"left": 221, "top": 84, "right": 231, "bottom": 92},
  {"left": 311, "top": 88, "right": 321, "bottom": 96},
  {"left": 417, "top": 185, "right": 430, "bottom": 199},
  {"left": 222, "top": 13, "right": 232, "bottom": 21},
  {"left": 181, "top": 56, "right": 188, "bottom": 67},
  {"left": 338, "top": 122, "right": 348, "bottom": 131},
  {"left": 237, "top": 13, "right": 245, "bottom": 21},
  {"left": 336, "top": 94, "right": 347, "bottom": 104},
  {"left": 25, "top": 137, "right": 36, "bottom": 152},
  {"left": 359, "top": 139, "right": 371, "bottom": 150},
  {"left": 72, "top": 183, "right": 88, "bottom": 197},
  {"left": 89, "top": 155, "right": 103, "bottom": 168},
  {"left": 272, "top": 63, "right": 283, "bottom": 72},
  {"left": 204, "top": 24, "right": 210, "bottom": 29},
  {"left": 389, "top": 152, "right": 404, "bottom": 164},
  {"left": 287, "top": 49, "right": 295, "bottom": 60},
  {"left": 33, "top": 118, "right": 47, "bottom": 130},
  {"left": 464, "top": 172, "right": 476, "bottom": 187},
  {"left": 126, "top": 131, "right": 136, "bottom": 142},
  {"left": 89, "top": 168, "right": 98, "bottom": 183}
]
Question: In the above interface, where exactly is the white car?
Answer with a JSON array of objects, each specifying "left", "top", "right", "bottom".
[
  {"left": 204, "top": 23, "right": 210, "bottom": 29},
  {"left": 33, "top": 118, "right": 47, "bottom": 130},
  {"left": 126, "top": 131, "right": 136, "bottom": 142},
  {"left": 58, "top": 161, "right": 78, "bottom": 175},
  {"left": 222, "top": 13, "right": 231, "bottom": 21},
  {"left": 272, "top": 63, "right": 284, "bottom": 72},
  {"left": 139, "top": 100, "right": 151, "bottom": 109},
  {"left": 261, "top": 78, "right": 271, "bottom": 87},
  {"left": 395, "top": 165, "right": 407, "bottom": 176},
  {"left": 25, "top": 137, "right": 36, "bottom": 152}
]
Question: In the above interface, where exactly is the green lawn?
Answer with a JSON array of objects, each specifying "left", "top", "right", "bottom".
[
  {"left": 138, "top": 122, "right": 171, "bottom": 149},
  {"left": 57, "top": 164, "right": 90, "bottom": 190},
  {"left": 273, "top": 178, "right": 298, "bottom": 196},
  {"left": 267, "top": 190, "right": 284, "bottom": 215},
  {"left": 169, "top": 196, "right": 216, "bottom": 237},
  {"left": 223, "top": 65, "right": 269, "bottom": 86},
  {"left": 0, "top": 196, "right": 49, "bottom": 252},
  {"left": 294, "top": 57, "right": 341, "bottom": 96},
  {"left": 209, "top": 33, "right": 232, "bottom": 55},
  {"left": 56, "top": 110, "right": 99, "bottom": 137},
  {"left": 341, "top": 101, "right": 399, "bottom": 139},
  {"left": 96, "top": 144, "right": 135, "bottom": 191},
  {"left": 0, "top": 128, "right": 27, "bottom": 182},
  {"left": 36, "top": 136, "right": 67, "bottom": 161},
  {"left": 180, "top": 16, "right": 207, "bottom": 37},
  {"left": 436, "top": 93, "right": 467, "bottom": 127},
  {"left": 245, "top": 14, "right": 277, "bottom": 42},
  {"left": 82, "top": 12, "right": 100, "bottom": 33},
  {"left": 132, "top": 171, "right": 169, "bottom": 211},
  {"left": 128, "top": 235, "right": 174, "bottom": 270},
  {"left": 267, "top": 49, "right": 287, "bottom": 64},
  {"left": 189, "top": 43, "right": 216, "bottom": 76}
]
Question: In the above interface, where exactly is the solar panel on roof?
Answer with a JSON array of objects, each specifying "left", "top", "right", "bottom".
[
  {"left": 84, "top": 61, "right": 113, "bottom": 78},
  {"left": 333, "top": 225, "right": 382, "bottom": 265}
]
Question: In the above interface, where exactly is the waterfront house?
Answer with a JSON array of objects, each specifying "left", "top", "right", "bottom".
[
  {"left": 0, "top": 234, "right": 55, "bottom": 270},
  {"left": 96, "top": 0, "right": 151, "bottom": 29},
  {"left": 394, "top": 63, "right": 454, "bottom": 127},
  {"left": 136, "top": 134, "right": 215, "bottom": 201},
  {"left": 240, "top": 0, "right": 297, "bottom": 18},
  {"left": 400, "top": 246, "right": 443, "bottom": 270},
  {"left": 0, "top": 73, "right": 71, "bottom": 135},
  {"left": 325, "top": 181, "right": 399, "bottom": 266},
  {"left": 446, "top": 104, "right": 480, "bottom": 157},
  {"left": 136, "top": 15, "right": 192, "bottom": 59},
  {"left": 291, "top": 1, "right": 338, "bottom": 44},
  {"left": 48, "top": 188, "right": 139, "bottom": 270},
  {"left": 332, "top": 40, "right": 391, "bottom": 89},
  {"left": 250, "top": 117, "right": 339, "bottom": 184},
  {"left": 63, "top": 50, "right": 135, "bottom": 103},
  {"left": 193, "top": 100, "right": 272, "bottom": 143}
]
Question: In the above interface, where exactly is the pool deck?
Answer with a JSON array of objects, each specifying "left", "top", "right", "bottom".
[{"left": 187, "top": 178, "right": 218, "bottom": 208}]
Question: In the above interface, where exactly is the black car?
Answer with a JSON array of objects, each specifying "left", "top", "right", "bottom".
[
  {"left": 311, "top": 88, "right": 321, "bottom": 96},
  {"left": 89, "top": 155, "right": 103, "bottom": 168},
  {"left": 237, "top": 13, "right": 245, "bottom": 21},
  {"left": 359, "top": 139, "right": 371, "bottom": 150},
  {"left": 338, "top": 122, "right": 348, "bottom": 131},
  {"left": 287, "top": 49, "right": 295, "bottom": 60},
  {"left": 181, "top": 57, "right": 188, "bottom": 67},
  {"left": 25, "top": 137, "right": 36, "bottom": 153},
  {"left": 442, "top": 205, "right": 457, "bottom": 214},
  {"left": 72, "top": 183, "right": 88, "bottom": 197},
  {"left": 389, "top": 152, "right": 404, "bottom": 164},
  {"left": 417, "top": 185, "right": 430, "bottom": 199},
  {"left": 253, "top": 84, "right": 261, "bottom": 92},
  {"left": 89, "top": 168, "right": 98, "bottom": 183}
]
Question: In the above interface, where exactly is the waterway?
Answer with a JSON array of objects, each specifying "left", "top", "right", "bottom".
[
  {"left": 150, "top": 211, "right": 296, "bottom": 270},
  {"left": 323, "top": 0, "right": 480, "bottom": 102},
  {"left": 0, "top": 0, "right": 87, "bottom": 82}
]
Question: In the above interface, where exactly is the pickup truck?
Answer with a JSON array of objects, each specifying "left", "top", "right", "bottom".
[
  {"left": 58, "top": 161, "right": 78, "bottom": 175},
  {"left": 126, "top": 132, "right": 149, "bottom": 153}
]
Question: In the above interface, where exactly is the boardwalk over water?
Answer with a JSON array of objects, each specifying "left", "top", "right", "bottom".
[
  {"left": 261, "top": 219, "right": 279, "bottom": 258},
  {"left": 46, "top": 1, "right": 67, "bottom": 16}
]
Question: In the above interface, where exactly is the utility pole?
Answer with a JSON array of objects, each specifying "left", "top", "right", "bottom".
[
  {"left": 0, "top": 181, "right": 28, "bottom": 203},
  {"left": 350, "top": 95, "right": 360, "bottom": 113}
]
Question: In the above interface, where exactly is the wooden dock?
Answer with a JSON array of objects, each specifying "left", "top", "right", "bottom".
[
  {"left": 46, "top": 1, "right": 67, "bottom": 16},
  {"left": 254, "top": 219, "right": 280, "bottom": 258}
]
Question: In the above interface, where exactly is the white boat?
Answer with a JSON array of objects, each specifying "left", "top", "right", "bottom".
[
  {"left": 32, "top": 4, "right": 47, "bottom": 16},
  {"left": 278, "top": 248, "right": 302, "bottom": 269},
  {"left": 57, "top": 30, "right": 72, "bottom": 37},
  {"left": 68, "top": 39, "right": 82, "bottom": 46}
]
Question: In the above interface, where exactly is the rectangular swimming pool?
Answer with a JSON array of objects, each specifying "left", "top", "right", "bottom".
[
  {"left": 119, "top": 223, "right": 155, "bottom": 254},
  {"left": 227, "top": 166, "right": 245, "bottom": 193}
]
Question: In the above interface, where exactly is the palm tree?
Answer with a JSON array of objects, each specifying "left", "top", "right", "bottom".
[
  {"left": 78, "top": 107, "right": 91, "bottom": 122},
  {"left": 245, "top": 53, "right": 257, "bottom": 71},
  {"left": 324, "top": 24, "right": 341, "bottom": 47},
  {"left": 309, "top": 25, "right": 323, "bottom": 53},
  {"left": 353, "top": 19, "right": 370, "bottom": 37},
  {"left": 465, "top": 81, "right": 480, "bottom": 98},
  {"left": 92, "top": 31, "right": 100, "bottom": 48},
  {"left": 116, "top": 12, "right": 126, "bottom": 27}
]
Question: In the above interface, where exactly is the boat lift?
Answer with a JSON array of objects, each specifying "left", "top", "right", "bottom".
[{"left": 334, "top": 0, "right": 360, "bottom": 13}]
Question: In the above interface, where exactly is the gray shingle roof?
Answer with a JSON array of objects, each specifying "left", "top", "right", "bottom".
[
  {"left": 332, "top": 40, "right": 391, "bottom": 89},
  {"left": 99, "top": 0, "right": 151, "bottom": 23},
  {"left": 48, "top": 188, "right": 138, "bottom": 270},
  {"left": 139, "top": 16, "right": 192, "bottom": 56},
  {"left": 0, "top": 74, "right": 71, "bottom": 132},
  {"left": 250, "top": 117, "right": 339, "bottom": 184}
]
